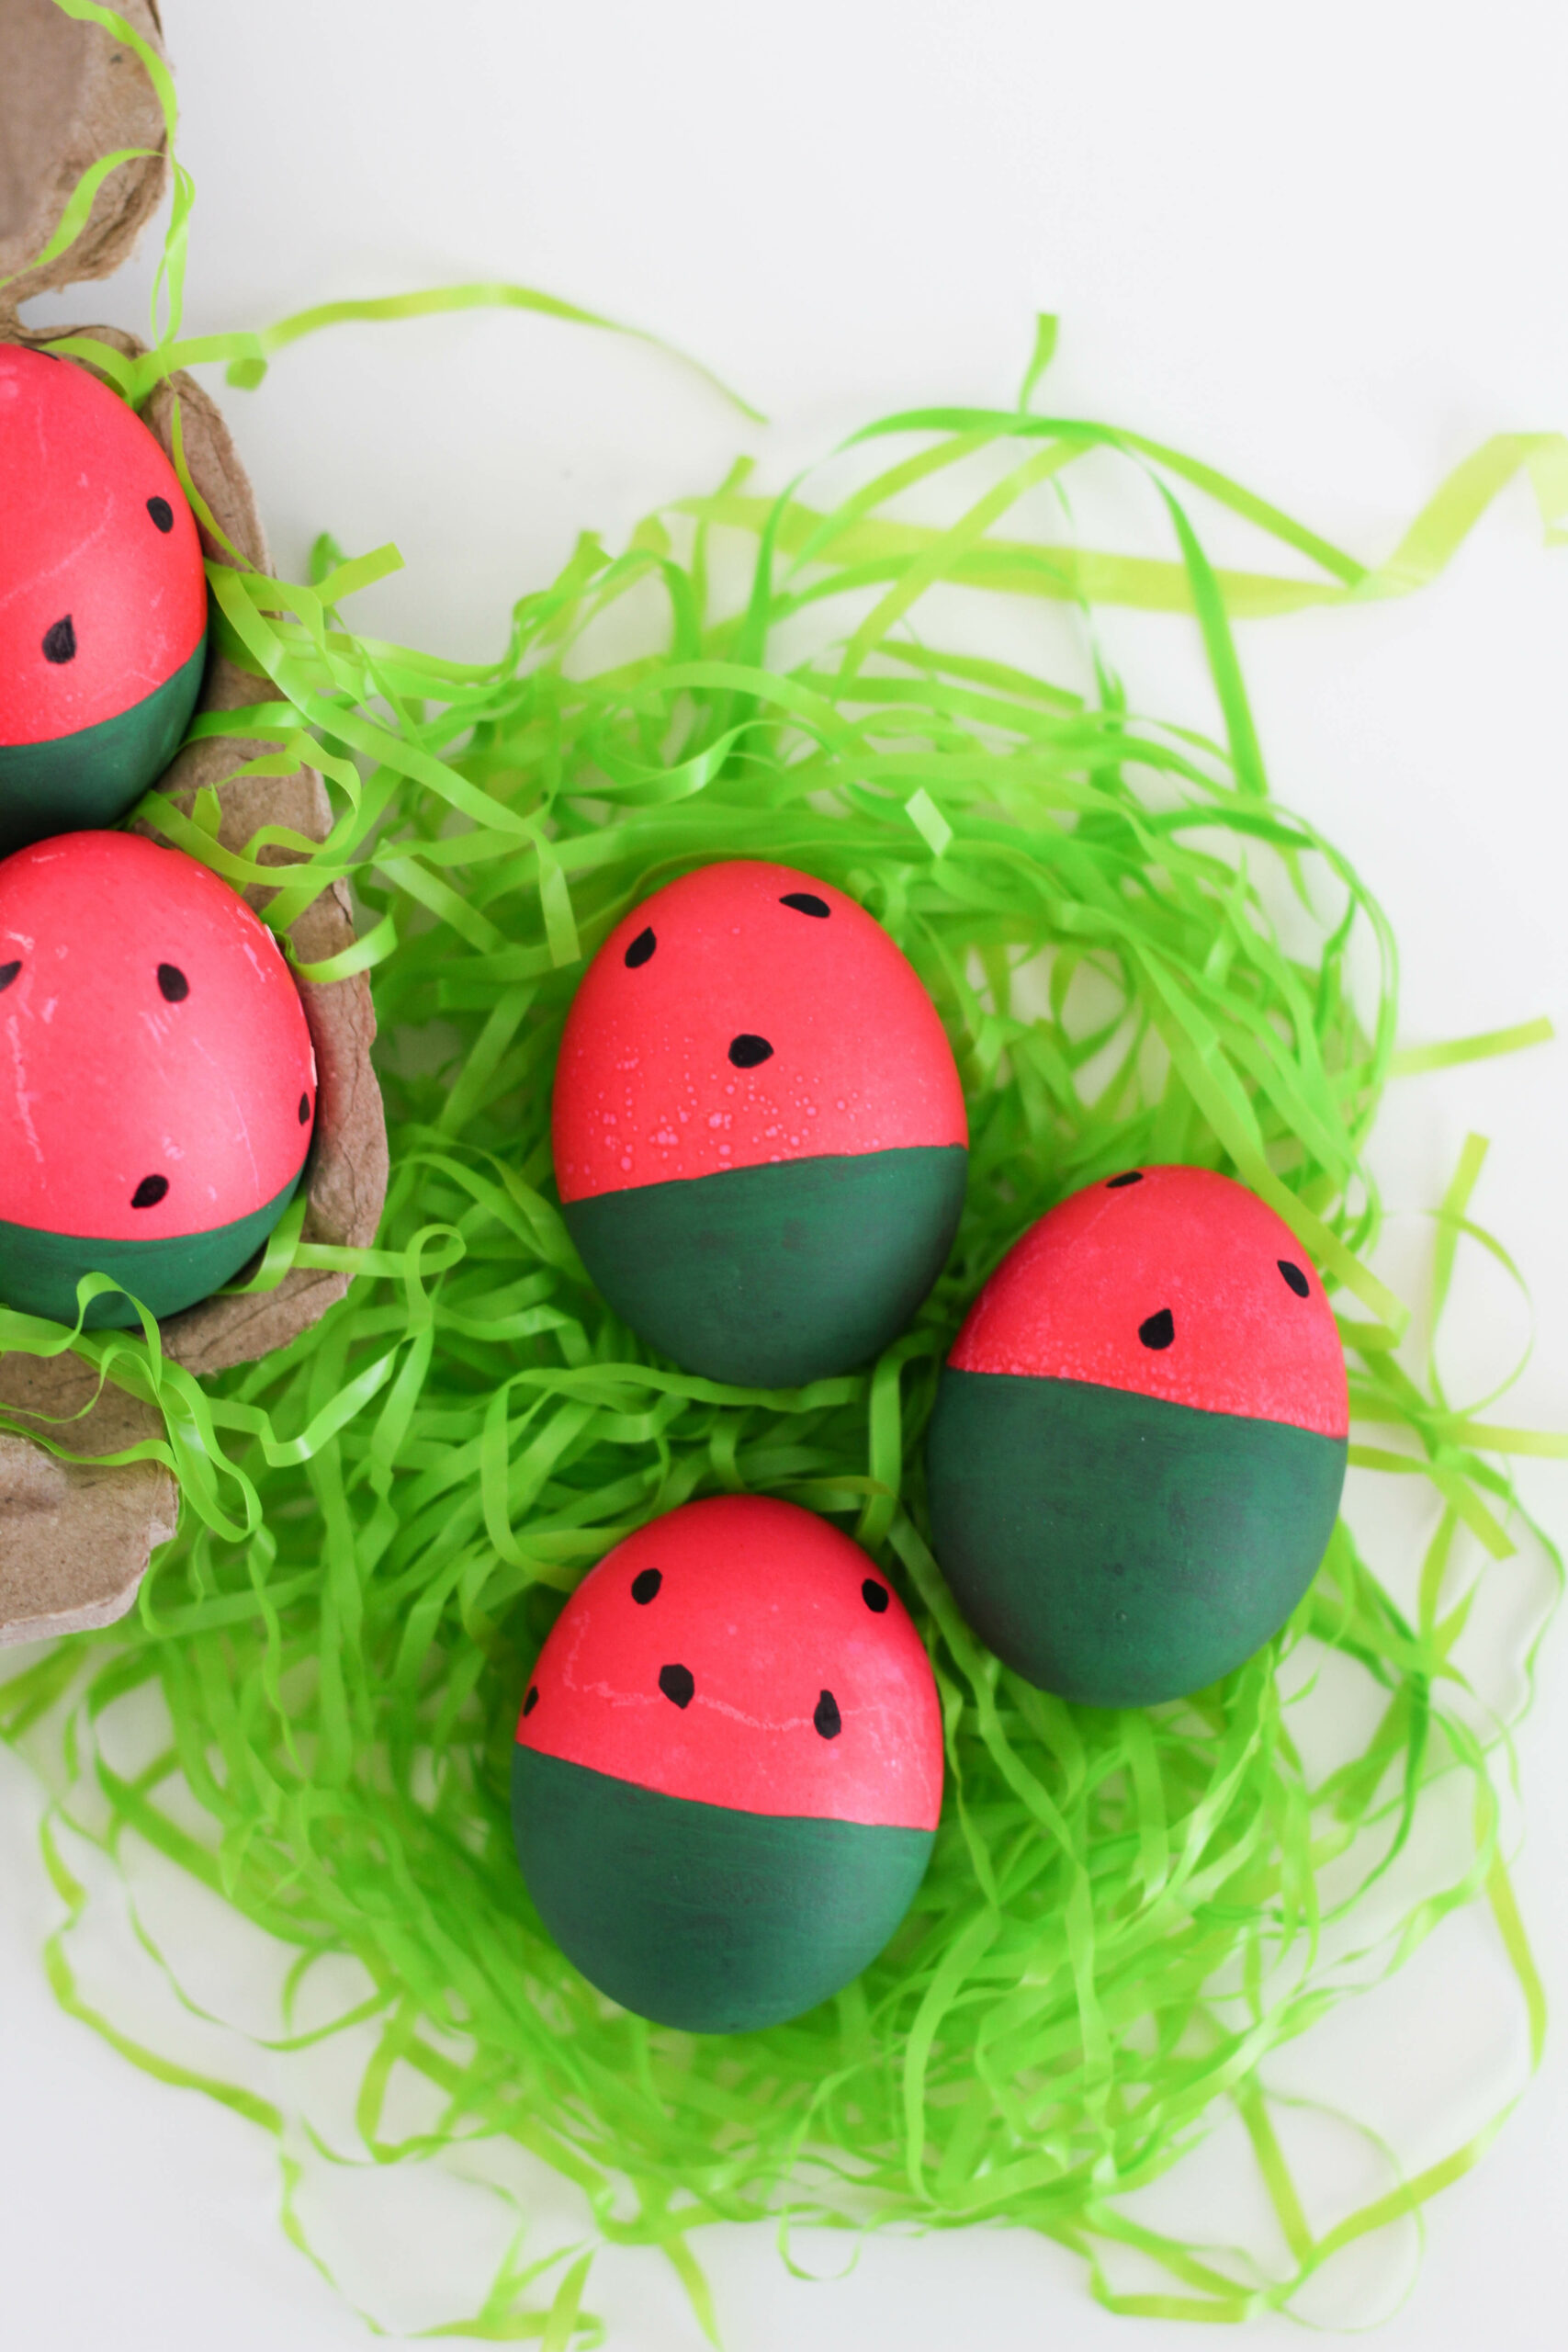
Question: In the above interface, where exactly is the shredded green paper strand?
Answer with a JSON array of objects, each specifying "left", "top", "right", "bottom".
[{"left": 4, "top": 18, "right": 1567, "bottom": 2337}]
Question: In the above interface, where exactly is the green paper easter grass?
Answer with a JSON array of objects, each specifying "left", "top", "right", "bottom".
[{"left": 1, "top": 31, "right": 1566, "bottom": 2336}]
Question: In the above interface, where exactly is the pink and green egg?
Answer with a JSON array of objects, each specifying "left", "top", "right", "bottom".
[
  {"left": 552, "top": 859, "right": 967, "bottom": 1387},
  {"left": 513, "top": 1495, "right": 943, "bottom": 2033},
  {"left": 0, "top": 831, "right": 316, "bottom": 1329},
  {"left": 925, "top": 1166, "right": 1349, "bottom": 1707}
]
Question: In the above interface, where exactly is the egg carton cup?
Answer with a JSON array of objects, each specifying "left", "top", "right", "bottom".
[{"left": 1, "top": 0, "right": 389, "bottom": 1645}]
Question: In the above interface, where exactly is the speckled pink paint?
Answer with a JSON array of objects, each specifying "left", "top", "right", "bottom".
[{"left": 553, "top": 861, "right": 965, "bottom": 1203}]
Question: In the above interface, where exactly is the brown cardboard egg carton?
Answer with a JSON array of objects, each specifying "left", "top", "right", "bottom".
[{"left": 0, "top": 0, "right": 389, "bottom": 1644}]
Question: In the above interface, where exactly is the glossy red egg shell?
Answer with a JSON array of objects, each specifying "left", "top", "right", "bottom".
[
  {"left": 516, "top": 1494, "right": 944, "bottom": 1832},
  {"left": 0, "top": 346, "right": 208, "bottom": 746},
  {"left": 949, "top": 1164, "right": 1348, "bottom": 1439},
  {"left": 552, "top": 861, "right": 966, "bottom": 1204},
  {"left": 0, "top": 831, "right": 315, "bottom": 1238}
]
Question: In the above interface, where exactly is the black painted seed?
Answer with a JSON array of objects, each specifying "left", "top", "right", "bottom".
[
  {"left": 147, "top": 495, "right": 174, "bottom": 533},
  {"left": 1278, "top": 1259, "right": 1310, "bottom": 1297},
  {"left": 862, "top": 1578, "right": 890, "bottom": 1614},
  {"left": 523, "top": 1685, "right": 539, "bottom": 1717},
  {"left": 631, "top": 1567, "right": 662, "bottom": 1604},
  {"left": 157, "top": 962, "right": 188, "bottom": 1002},
  {"left": 659, "top": 1663, "right": 694, "bottom": 1709},
  {"left": 781, "top": 891, "right": 829, "bottom": 918},
  {"left": 0, "top": 961, "right": 18, "bottom": 992},
  {"left": 1107, "top": 1170, "right": 1144, "bottom": 1189},
  {"left": 1138, "top": 1306, "right": 1175, "bottom": 1351},
  {"left": 42, "top": 615, "right": 75, "bottom": 664},
  {"left": 814, "top": 1690, "right": 842, "bottom": 1739},
  {"left": 298, "top": 1092, "right": 310, "bottom": 1125},
  {"left": 131, "top": 1174, "right": 169, "bottom": 1209},
  {"left": 625, "top": 926, "right": 656, "bottom": 967},
  {"left": 728, "top": 1033, "right": 773, "bottom": 1069}
]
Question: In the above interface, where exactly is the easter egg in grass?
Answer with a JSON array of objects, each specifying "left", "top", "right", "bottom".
[
  {"left": 0, "top": 344, "right": 209, "bottom": 853},
  {"left": 924, "top": 1165, "right": 1348, "bottom": 1707},
  {"left": 513, "top": 1494, "right": 943, "bottom": 2033},
  {"left": 551, "top": 860, "right": 968, "bottom": 1387},
  {"left": 0, "top": 831, "right": 316, "bottom": 1329}
]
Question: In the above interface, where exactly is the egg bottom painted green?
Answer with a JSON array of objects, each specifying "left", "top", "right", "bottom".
[
  {"left": 561, "top": 1143, "right": 967, "bottom": 1388},
  {"left": 513, "top": 1747, "right": 935, "bottom": 2033},
  {"left": 0, "top": 632, "right": 208, "bottom": 856},
  {"left": 0, "top": 1168, "right": 303, "bottom": 1329},
  {"left": 925, "top": 1369, "right": 1348, "bottom": 1708}
]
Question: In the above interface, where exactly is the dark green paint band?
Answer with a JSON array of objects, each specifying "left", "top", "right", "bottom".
[
  {"left": 0, "top": 631, "right": 208, "bottom": 854},
  {"left": 562, "top": 1142, "right": 967, "bottom": 1388},
  {"left": 0, "top": 1166, "right": 303, "bottom": 1329},
  {"left": 512, "top": 1747, "right": 935, "bottom": 2034},
  {"left": 925, "top": 1369, "right": 1348, "bottom": 1708}
]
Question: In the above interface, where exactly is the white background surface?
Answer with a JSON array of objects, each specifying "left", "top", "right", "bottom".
[{"left": 5, "top": 2, "right": 1567, "bottom": 2345}]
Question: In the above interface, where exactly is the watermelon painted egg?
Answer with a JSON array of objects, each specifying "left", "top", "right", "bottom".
[
  {"left": 552, "top": 860, "right": 968, "bottom": 1386},
  {"left": 513, "top": 1494, "right": 943, "bottom": 2033},
  {"left": 0, "top": 345, "right": 209, "bottom": 854},
  {"left": 0, "top": 831, "right": 316, "bottom": 1329},
  {"left": 925, "top": 1166, "right": 1349, "bottom": 1706}
]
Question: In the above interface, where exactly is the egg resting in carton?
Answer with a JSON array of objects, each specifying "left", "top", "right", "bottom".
[{"left": 0, "top": 0, "right": 389, "bottom": 1644}]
